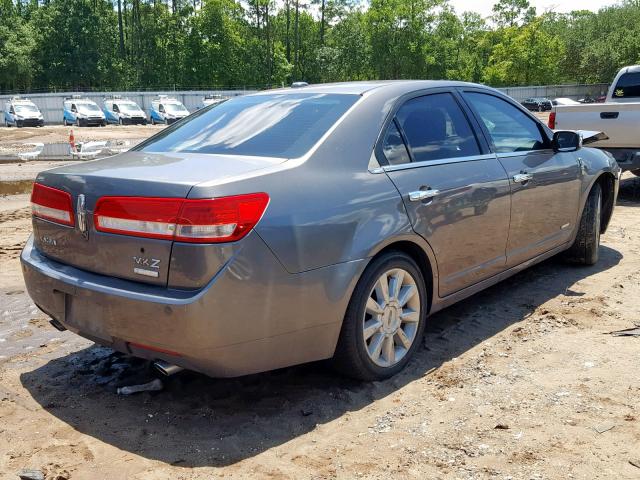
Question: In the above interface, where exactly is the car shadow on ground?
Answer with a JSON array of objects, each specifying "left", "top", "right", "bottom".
[{"left": 20, "top": 244, "right": 622, "bottom": 468}]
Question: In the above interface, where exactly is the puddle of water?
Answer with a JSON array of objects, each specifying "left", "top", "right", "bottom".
[{"left": 0, "top": 179, "right": 33, "bottom": 195}]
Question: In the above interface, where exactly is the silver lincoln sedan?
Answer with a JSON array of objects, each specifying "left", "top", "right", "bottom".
[{"left": 22, "top": 81, "right": 620, "bottom": 381}]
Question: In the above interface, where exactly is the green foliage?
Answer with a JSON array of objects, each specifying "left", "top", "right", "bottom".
[
  {"left": 483, "top": 17, "right": 565, "bottom": 86},
  {"left": 1, "top": 0, "right": 639, "bottom": 92},
  {"left": 0, "top": 0, "right": 36, "bottom": 90}
]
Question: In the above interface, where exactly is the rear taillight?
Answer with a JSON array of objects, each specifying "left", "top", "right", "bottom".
[
  {"left": 94, "top": 193, "right": 269, "bottom": 243},
  {"left": 31, "top": 182, "right": 75, "bottom": 227},
  {"left": 548, "top": 111, "right": 556, "bottom": 129}
]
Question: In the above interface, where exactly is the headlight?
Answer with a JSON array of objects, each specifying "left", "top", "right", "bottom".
[
  {"left": 15, "top": 115, "right": 23, "bottom": 120},
  {"left": 77, "top": 113, "right": 87, "bottom": 118}
]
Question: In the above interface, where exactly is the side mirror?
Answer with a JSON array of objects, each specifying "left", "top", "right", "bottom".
[{"left": 552, "top": 130, "right": 582, "bottom": 152}]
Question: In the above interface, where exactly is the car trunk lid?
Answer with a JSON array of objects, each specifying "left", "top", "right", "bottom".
[{"left": 32, "top": 151, "right": 282, "bottom": 286}]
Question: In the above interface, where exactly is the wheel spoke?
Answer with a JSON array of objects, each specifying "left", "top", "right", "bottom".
[
  {"left": 363, "top": 319, "right": 382, "bottom": 340},
  {"left": 395, "top": 327, "right": 412, "bottom": 349},
  {"left": 383, "top": 335, "right": 395, "bottom": 364},
  {"left": 400, "top": 309, "right": 419, "bottom": 323},
  {"left": 397, "top": 285, "right": 417, "bottom": 307},
  {"left": 366, "top": 297, "right": 384, "bottom": 316},
  {"left": 363, "top": 267, "right": 422, "bottom": 368},
  {"left": 388, "top": 270, "right": 404, "bottom": 301},
  {"left": 375, "top": 274, "right": 390, "bottom": 303},
  {"left": 368, "top": 333, "right": 385, "bottom": 361}
]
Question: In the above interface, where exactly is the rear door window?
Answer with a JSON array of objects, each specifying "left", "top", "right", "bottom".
[
  {"left": 138, "top": 93, "right": 359, "bottom": 159},
  {"left": 613, "top": 72, "right": 640, "bottom": 98},
  {"left": 464, "top": 92, "right": 547, "bottom": 153},
  {"left": 395, "top": 93, "right": 480, "bottom": 162},
  {"left": 382, "top": 121, "right": 411, "bottom": 165}
]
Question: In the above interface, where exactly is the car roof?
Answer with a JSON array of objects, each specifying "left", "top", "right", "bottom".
[
  {"left": 252, "top": 80, "right": 499, "bottom": 97},
  {"left": 621, "top": 65, "right": 640, "bottom": 74}
]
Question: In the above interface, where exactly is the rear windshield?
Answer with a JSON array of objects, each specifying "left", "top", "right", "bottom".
[
  {"left": 613, "top": 72, "right": 640, "bottom": 98},
  {"left": 136, "top": 93, "right": 359, "bottom": 158}
]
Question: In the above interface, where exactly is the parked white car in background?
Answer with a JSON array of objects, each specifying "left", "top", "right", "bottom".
[
  {"left": 552, "top": 97, "right": 580, "bottom": 106},
  {"left": 103, "top": 96, "right": 147, "bottom": 125},
  {"left": 549, "top": 65, "right": 640, "bottom": 173},
  {"left": 4, "top": 97, "right": 45, "bottom": 127}
]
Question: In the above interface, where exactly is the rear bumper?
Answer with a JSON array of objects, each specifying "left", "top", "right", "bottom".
[{"left": 21, "top": 234, "right": 364, "bottom": 377}]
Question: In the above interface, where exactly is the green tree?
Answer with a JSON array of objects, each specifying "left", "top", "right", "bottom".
[{"left": 0, "top": 0, "right": 36, "bottom": 91}]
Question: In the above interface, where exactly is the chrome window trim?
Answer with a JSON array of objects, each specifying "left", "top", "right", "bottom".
[
  {"left": 495, "top": 149, "right": 554, "bottom": 158},
  {"left": 381, "top": 153, "right": 496, "bottom": 172}
]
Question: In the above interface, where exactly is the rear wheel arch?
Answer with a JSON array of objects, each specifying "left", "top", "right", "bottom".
[
  {"left": 367, "top": 240, "right": 435, "bottom": 315},
  {"left": 332, "top": 247, "right": 430, "bottom": 380}
]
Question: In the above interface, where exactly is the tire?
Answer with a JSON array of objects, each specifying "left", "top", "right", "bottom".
[
  {"left": 5, "top": 120, "right": 10, "bottom": 127},
  {"left": 76, "top": 118, "right": 81, "bottom": 127},
  {"left": 563, "top": 183, "right": 602, "bottom": 265},
  {"left": 332, "top": 251, "right": 427, "bottom": 381},
  {"left": 118, "top": 118, "right": 123, "bottom": 126},
  {"left": 63, "top": 118, "right": 68, "bottom": 126},
  {"left": 151, "top": 117, "right": 155, "bottom": 125}
]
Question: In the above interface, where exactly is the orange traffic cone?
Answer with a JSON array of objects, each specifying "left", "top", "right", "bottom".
[{"left": 69, "top": 129, "right": 76, "bottom": 152}]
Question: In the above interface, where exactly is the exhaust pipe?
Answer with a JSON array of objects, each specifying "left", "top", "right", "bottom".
[{"left": 153, "top": 360, "right": 184, "bottom": 376}]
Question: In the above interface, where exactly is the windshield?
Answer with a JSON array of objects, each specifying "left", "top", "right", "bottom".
[
  {"left": 15, "top": 104, "right": 39, "bottom": 113},
  {"left": 78, "top": 102, "right": 101, "bottom": 112},
  {"left": 119, "top": 103, "right": 141, "bottom": 112},
  {"left": 164, "top": 103, "right": 187, "bottom": 113},
  {"left": 137, "top": 93, "right": 359, "bottom": 158}
]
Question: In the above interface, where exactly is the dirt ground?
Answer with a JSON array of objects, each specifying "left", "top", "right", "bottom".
[
  {"left": 0, "top": 125, "right": 165, "bottom": 147},
  {"left": 0, "top": 161, "right": 639, "bottom": 480}
]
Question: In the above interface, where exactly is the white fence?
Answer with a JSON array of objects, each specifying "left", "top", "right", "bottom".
[
  {"left": 497, "top": 83, "right": 610, "bottom": 102},
  {"left": 0, "top": 89, "right": 257, "bottom": 125}
]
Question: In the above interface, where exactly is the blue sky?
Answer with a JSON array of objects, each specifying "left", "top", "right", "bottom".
[{"left": 449, "top": 0, "right": 619, "bottom": 17}]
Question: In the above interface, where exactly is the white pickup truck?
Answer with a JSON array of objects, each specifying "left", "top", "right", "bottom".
[{"left": 549, "top": 65, "right": 640, "bottom": 174}]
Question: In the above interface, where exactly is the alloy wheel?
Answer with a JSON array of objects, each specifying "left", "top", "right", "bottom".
[{"left": 363, "top": 268, "right": 420, "bottom": 368}]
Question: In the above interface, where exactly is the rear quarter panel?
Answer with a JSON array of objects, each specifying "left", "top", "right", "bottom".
[{"left": 187, "top": 88, "right": 417, "bottom": 274}]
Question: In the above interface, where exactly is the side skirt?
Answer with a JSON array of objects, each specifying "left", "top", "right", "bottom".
[{"left": 430, "top": 241, "right": 570, "bottom": 315}]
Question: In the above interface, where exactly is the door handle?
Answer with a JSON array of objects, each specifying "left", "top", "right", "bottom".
[
  {"left": 409, "top": 189, "right": 439, "bottom": 202},
  {"left": 513, "top": 173, "right": 533, "bottom": 184}
]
